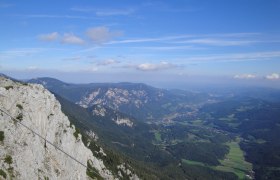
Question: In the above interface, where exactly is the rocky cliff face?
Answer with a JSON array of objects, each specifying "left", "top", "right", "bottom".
[{"left": 0, "top": 77, "right": 115, "bottom": 179}]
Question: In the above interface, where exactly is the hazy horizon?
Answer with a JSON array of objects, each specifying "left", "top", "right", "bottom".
[{"left": 2, "top": 71, "right": 280, "bottom": 91}]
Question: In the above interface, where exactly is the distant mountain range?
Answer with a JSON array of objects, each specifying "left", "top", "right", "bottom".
[{"left": 28, "top": 77, "right": 212, "bottom": 122}]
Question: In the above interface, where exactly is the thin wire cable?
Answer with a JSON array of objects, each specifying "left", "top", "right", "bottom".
[{"left": 0, "top": 107, "right": 100, "bottom": 176}]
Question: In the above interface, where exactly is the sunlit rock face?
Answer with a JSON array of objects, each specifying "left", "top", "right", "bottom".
[
  {"left": 90, "top": 105, "right": 134, "bottom": 127},
  {"left": 0, "top": 77, "right": 114, "bottom": 180},
  {"left": 77, "top": 88, "right": 150, "bottom": 109},
  {"left": 114, "top": 117, "right": 134, "bottom": 127}
]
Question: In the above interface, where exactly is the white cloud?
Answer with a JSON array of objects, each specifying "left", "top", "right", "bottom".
[
  {"left": 38, "top": 32, "right": 59, "bottom": 42},
  {"left": 266, "top": 73, "right": 279, "bottom": 80},
  {"left": 234, "top": 74, "right": 256, "bottom": 79},
  {"left": 61, "top": 33, "right": 85, "bottom": 45},
  {"left": 86, "top": 26, "right": 122, "bottom": 44},
  {"left": 96, "top": 59, "right": 120, "bottom": 66},
  {"left": 38, "top": 27, "right": 122, "bottom": 45},
  {"left": 136, "top": 62, "right": 177, "bottom": 71}
]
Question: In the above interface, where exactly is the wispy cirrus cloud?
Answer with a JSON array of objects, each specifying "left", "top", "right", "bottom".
[
  {"left": 37, "top": 31, "right": 269, "bottom": 50},
  {"left": 86, "top": 26, "right": 122, "bottom": 44},
  {"left": 96, "top": 59, "right": 120, "bottom": 66},
  {"left": 107, "top": 35, "right": 193, "bottom": 44},
  {"left": 174, "top": 38, "right": 257, "bottom": 46},
  {"left": 61, "top": 33, "right": 85, "bottom": 45},
  {"left": 96, "top": 8, "right": 135, "bottom": 16},
  {"left": 107, "top": 32, "right": 275, "bottom": 47},
  {"left": 141, "top": 1, "right": 200, "bottom": 13},
  {"left": 62, "top": 56, "right": 82, "bottom": 61},
  {"left": 266, "top": 73, "right": 279, "bottom": 80},
  {"left": 71, "top": 7, "right": 135, "bottom": 16},
  {"left": 207, "top": 32, "right": 261, "bottom": 38},
  {"left": 176, "top": 51, "right": 280, "bottom": 63},
  {"left": 12, "top": 14, "right": 97, "bottom": 20},
  {"left": 133, "top": 45, "right": 195, "bottom": 51},
  {"left": 38, "top": 32, "right": 59, "bottom": 42},
  {"left": 0, "top": 48, "right": 45, "bottom": 59}
]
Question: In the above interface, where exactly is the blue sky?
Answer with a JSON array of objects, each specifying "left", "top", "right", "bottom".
[{"left": 0, "top": 0, "right": 280, "bottom": 88}]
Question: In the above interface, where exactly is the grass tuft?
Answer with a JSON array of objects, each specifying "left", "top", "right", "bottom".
[
  {"left": 0, "top": 131, "right": 4, "bottom": 142},
  {"left": 0, "top": 169, "right": 7, "bottom": 178}
]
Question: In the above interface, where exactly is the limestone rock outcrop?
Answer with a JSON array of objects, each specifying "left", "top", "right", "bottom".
[{"left": 0, "top": 77, "right": 114, "bottom": 179}]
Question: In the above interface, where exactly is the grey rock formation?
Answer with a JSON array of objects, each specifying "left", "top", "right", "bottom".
[{"left": 0, "top": 77, "right": 114, "bottom": 179}]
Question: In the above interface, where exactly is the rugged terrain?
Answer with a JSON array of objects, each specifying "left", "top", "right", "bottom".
[
  {"left": 0, "top": 76, "right": 139, "bottom": 180},
  {"left": 28, "top": 77, "right": 210, "bottom": 122},
  {"left": 29, "top": 77, "right": 280, "bottom": 180}
]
